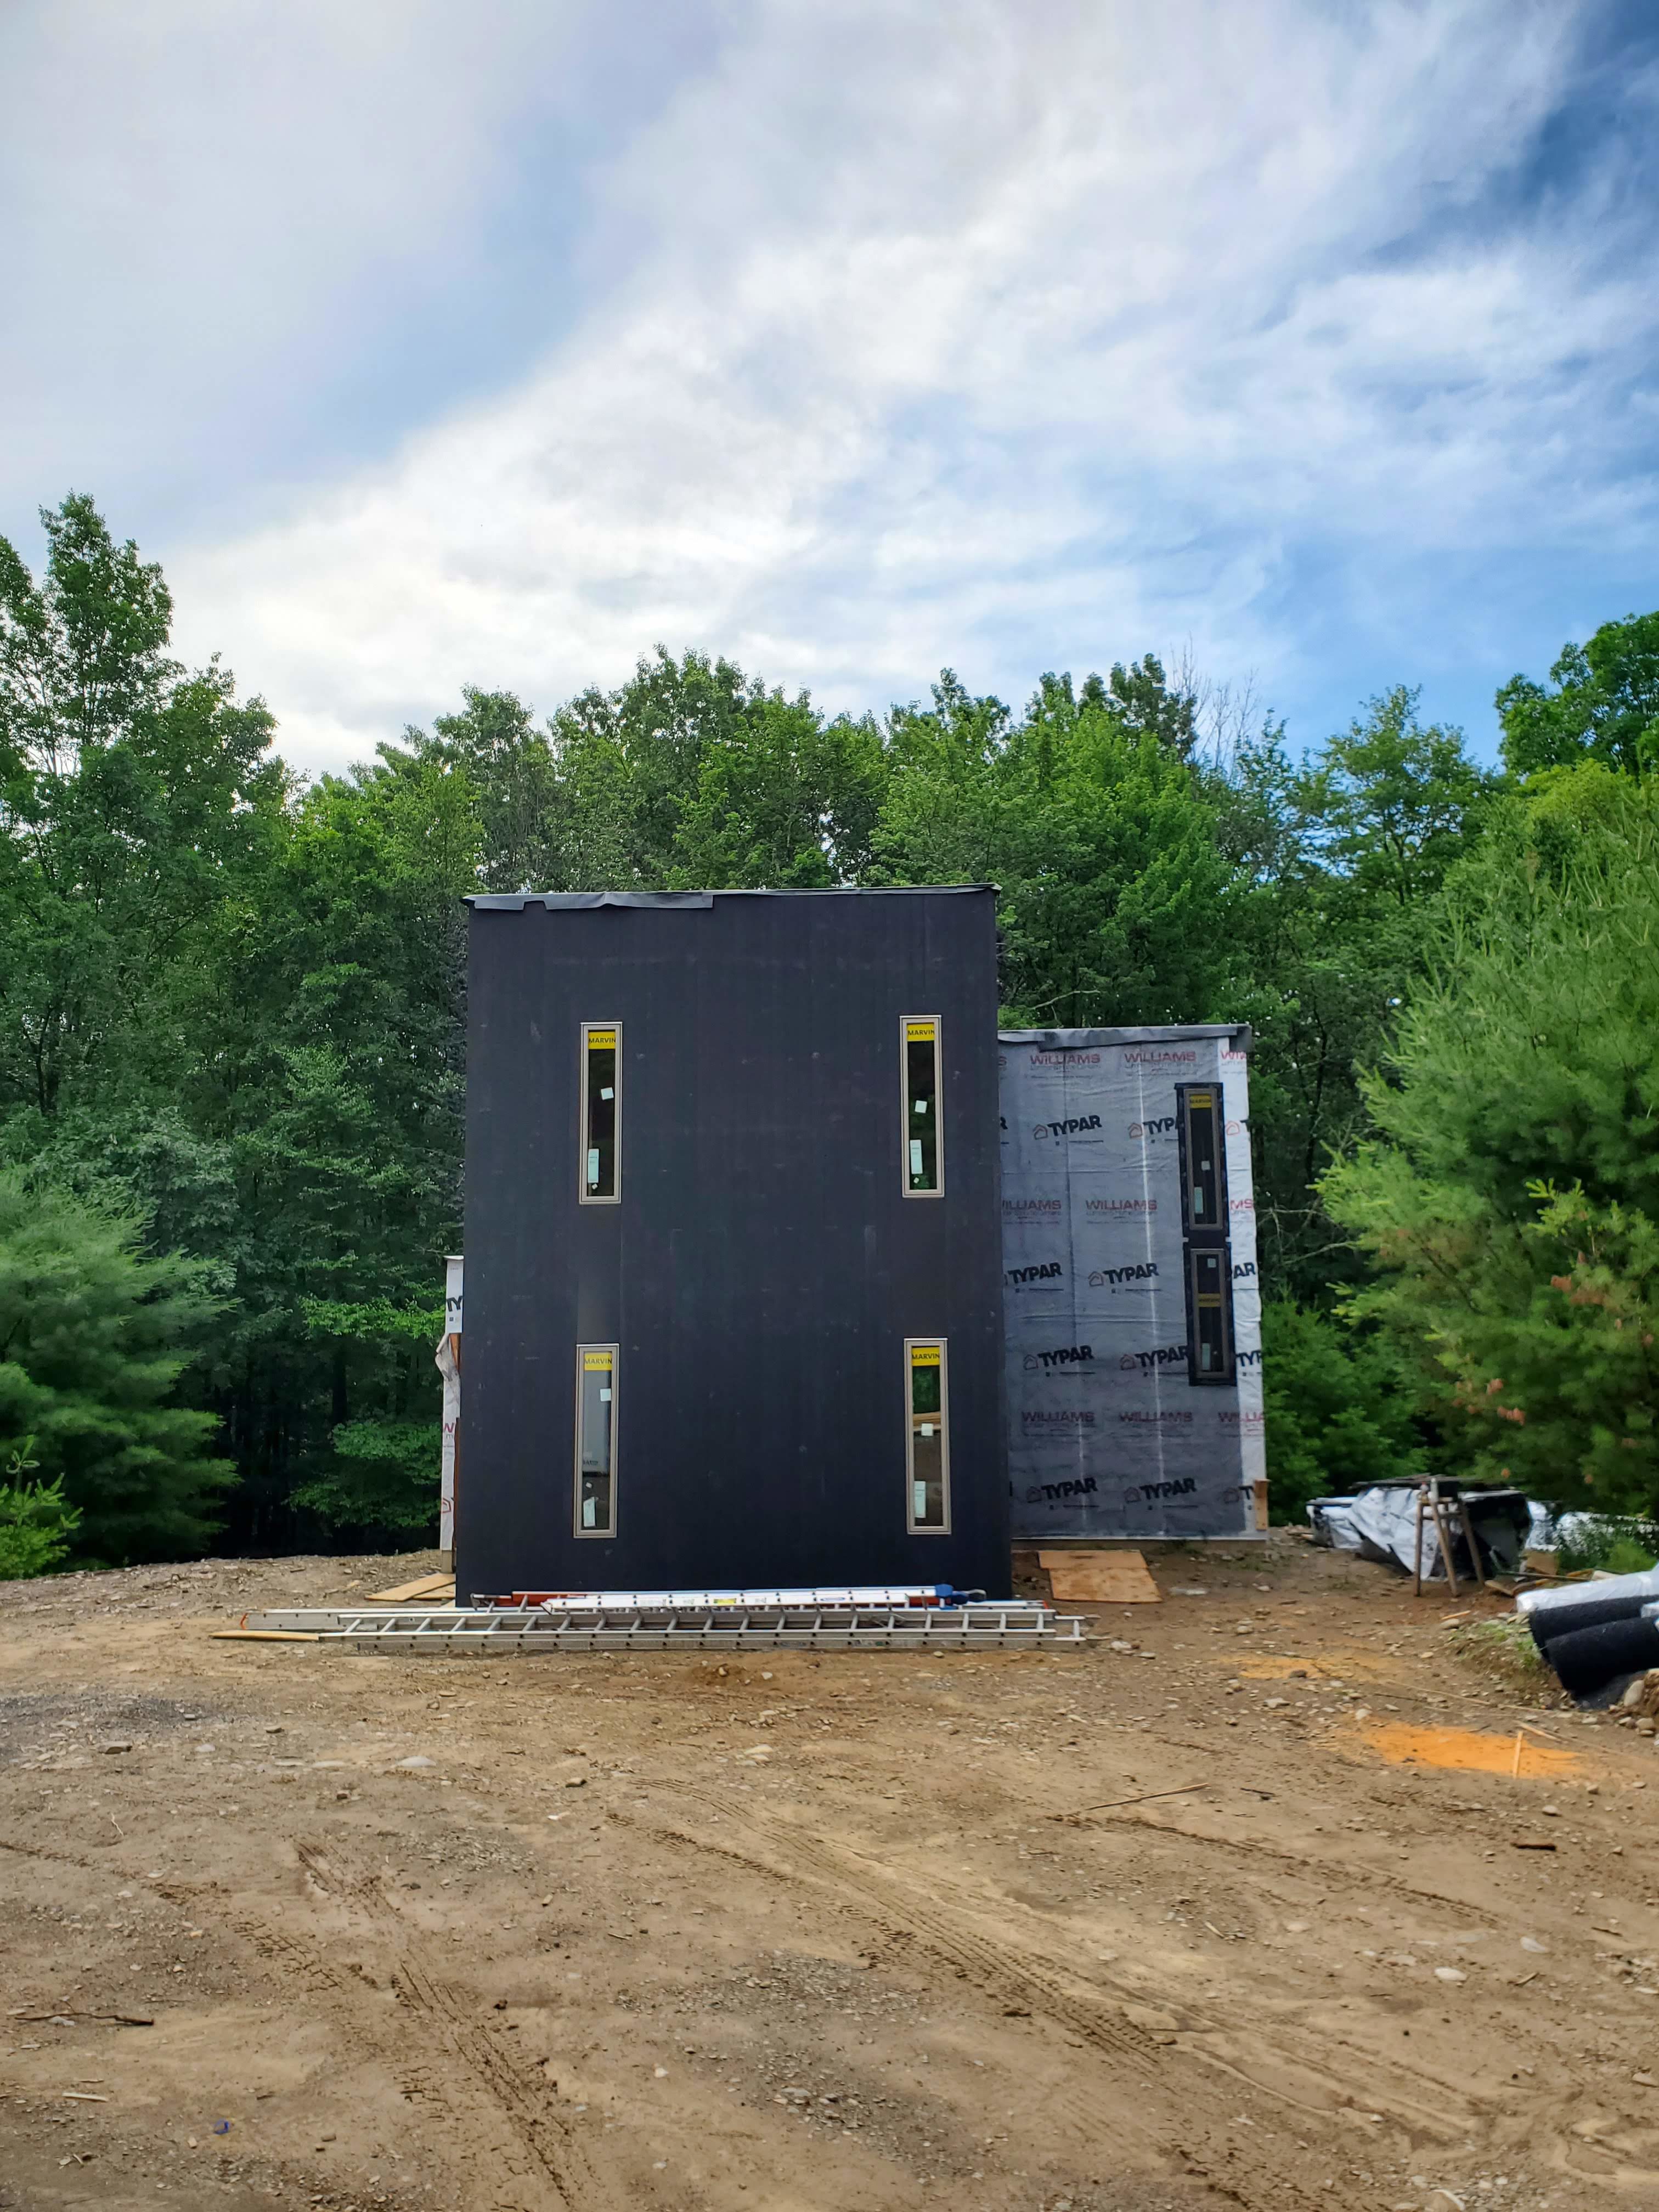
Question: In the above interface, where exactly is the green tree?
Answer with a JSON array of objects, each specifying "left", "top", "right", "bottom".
[
  {"left": 1227, "top": 689, "right": 1494, "bottom": 1301},
  {"left": 1498, "top": 611, "right": 1659, "bottom": 780},
  {"left": 292, "top": 1296, "right": 447, "bottom": 1541},
  {"left": 0, "top": 1174, "right": 229, "bottom": 1562},
  {"left": 1100, "top": 654, "right": 1199, "bottom": 761},
  {"left": 1259, "top": 1300, "right": 1420, "bottom": 1520},
  {"left": 876, "top": 669, "right": 1246, "bottom": 1025},
  {"left": 420, "top": 688, "right": 565, "bottom": 893},
  {"left": 0, "top": 1474, "right": 81, "bottom": 1580},
  {"left": 1321, "top": 767, "right": 1659, "bottom": 1511},
  {"left": 673, "top": 692, "right": 887, "bottom": 888},
  {"left": 177, "top": 742, "right": 477, "bottom": 1547},
  {"left": 0, "top": 495, "right": 283, "bottom": 1120},
  {"left": 546, "top": 648, "right": 764, "bottom": 885}
]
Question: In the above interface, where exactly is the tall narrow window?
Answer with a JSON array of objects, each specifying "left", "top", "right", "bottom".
[
  {"left": 1188, "top": 1246, "right": 1234, "bottom": 1379},
  {"left": 1176, "top": 1083, "right": 1236, "bottom": 1385},
  {"left": 574, "top": 1344, "right": 618, "bottom": 1536},
  {"left": 902, "top": 1016, "right": 943, "bottom": 1196},
  {"left": 580, "top": 1022, "right": 620, "bottom": 1203},
  {"left": 1178, "top": 1085, "right": 1224, "bottom": 1229},
  {"left": 905, "top": 1339, "right": 950, "bottom": 1532}
]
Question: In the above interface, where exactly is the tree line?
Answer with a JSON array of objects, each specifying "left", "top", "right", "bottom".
[{"left": 2, "top": 492, "right": 1656, "bottom": 1570}]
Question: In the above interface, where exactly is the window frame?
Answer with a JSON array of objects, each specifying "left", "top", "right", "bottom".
[
  {"left": 573, "top": 1341, "right": 619, "bottom": 1539},
  {"left": 904, "top": 1336, "right": 951, "bottom": 1535},
  {"left": 900, "top": 1014, "right": 945, "bottom": 1199},
  {"left": 578, "top": 1020, "right": 622, "bottom": 1206},
  {"left": 1184, "top": 1244, "right": 1236, "bottom": 1385},
  {"left": 1175, "top": 1081, "right": 1237, "bottom": 1387},
  {"left": 1175, "top": 1081, "right": 1228, "bottom": 1234}
]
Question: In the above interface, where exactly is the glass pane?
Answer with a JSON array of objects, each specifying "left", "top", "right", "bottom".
[
  {"left": 578, "top": 1347, "right": 614, "bottom": 1533},
  {"left": 1190, "top": 1249, "right": 1230, "bottom": 1377},
  {"left": 584, "top": 1027, "right": 617, "bottom": 1199},
  {"left": 905, "top": 1019, "right": 939, "bottom": 1193},
  {"left": 1183, "top": 1087, "right": 1220, "bottom": 1228},
  {"left": 909, "top": 1343, "right": 946, "bottom": 1528}
]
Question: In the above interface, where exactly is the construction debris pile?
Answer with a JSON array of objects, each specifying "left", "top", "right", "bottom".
[{"left": 1307, "top": 1481, "right": 1532, "bottom": 1586}]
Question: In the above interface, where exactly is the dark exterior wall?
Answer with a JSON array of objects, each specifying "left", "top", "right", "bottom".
[{"left": 459, "top": 889, "right": 1008, "bottom": 1598}]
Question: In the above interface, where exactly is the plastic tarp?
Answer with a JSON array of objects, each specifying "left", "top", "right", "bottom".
[
  {"left": 1311, "top": 1485, "right": 1532, "bottom": 1578},
  {"left": 998, "top": 1026, "right": 1263, "bottom": 1543},
  {"left": 1345, "top": 1487, "right": 1441, "bottom": 1578},
  {"left": 1307, "top": 1497, "right": 1365, "bottom": 1551}
]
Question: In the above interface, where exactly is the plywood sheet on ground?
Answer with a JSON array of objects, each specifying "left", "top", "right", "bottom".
[
  {"left": 367, "top": 1572, "right": 456, "bottom": 1602},
  {"left": 1039, "top": 1548, "right": 1161, "bottom": 1603}
]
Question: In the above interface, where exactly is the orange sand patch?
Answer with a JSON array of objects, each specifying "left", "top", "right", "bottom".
[
  {"left": 1237, "top": 1649, "right": 1395, "bottom": 1683},
  {"left": 1348, "top": 1720, "right": 1583, "bottom": 1779}
]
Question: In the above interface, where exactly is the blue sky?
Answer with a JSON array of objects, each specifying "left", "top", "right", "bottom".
[{"left": 3, "top": 0, "right": 1655, "bottom": 774}]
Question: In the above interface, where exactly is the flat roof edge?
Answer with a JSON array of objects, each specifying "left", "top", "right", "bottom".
[
  {"left": 1000, "top": 1024, "right": 1253, "bottom": 1052},
  {"left": 466, "top": 885, "right": 998, "bottom": 911}
]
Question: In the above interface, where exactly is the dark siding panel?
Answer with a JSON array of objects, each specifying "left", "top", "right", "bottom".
[{"left": 459, "top": 890, "right": 1007, "bottom": 1596}]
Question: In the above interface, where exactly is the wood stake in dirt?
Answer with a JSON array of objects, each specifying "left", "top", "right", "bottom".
[{"left": 1049, "top": 1781, "right": 1211, "bottom": 1820}]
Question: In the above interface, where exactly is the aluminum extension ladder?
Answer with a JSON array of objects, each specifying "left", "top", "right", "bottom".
[{"left": 239, "top": 1602, "right": 1092, "bottom": 1653}]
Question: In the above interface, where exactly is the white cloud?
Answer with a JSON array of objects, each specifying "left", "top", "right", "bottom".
[
  {"left": 48, "top": 0, "right": 1659, "bottom": 765},
  {"left": 0, "top": 0, "right": 706, "bottom": 520}
]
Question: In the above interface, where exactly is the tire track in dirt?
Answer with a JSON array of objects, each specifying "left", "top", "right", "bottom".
[
  {"left": 293, "top": 1840, "right": 620, "bottom": 2212},
  {"left": 1087, "top": 1803, "right": 1509, "bottom": 1925},
  {"left": 630, "top": 1788, "right": 1489, "bottom": 2205},
  {"left": 621, "top": 1795, "right": 1335, "bottom": 2209},
  {"left": 693, "top": 1787, "right": 1485, "bottom": 2124},
  {"left": 853, "top": 1810, "right": 1492, "bottom": 2142},
  {"left": 0, "top": 1830, "right": 602, "bottom": 2212},
  {"left": 239, "top": 1914, "right": 569, "bottom": 2212},
  {"left": 1, "top": 1834, "right": 554, "bottom": 2209}
]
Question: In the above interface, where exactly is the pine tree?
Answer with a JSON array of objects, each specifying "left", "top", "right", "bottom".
[
  {"left": 0, "top": 1175, "right": 230, "bottom": 1562},
  {"left": 1322, "top": 768, "right": 1659, "bottom": 1511}
]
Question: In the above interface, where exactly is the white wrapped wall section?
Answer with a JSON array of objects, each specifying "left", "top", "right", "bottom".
[{"left": 998, "top": 1025, "right": 1263, "bottom": 1543}]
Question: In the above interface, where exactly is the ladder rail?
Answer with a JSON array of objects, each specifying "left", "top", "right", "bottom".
[{"left": 233, "top": 1600, "right": 1092, "bottom": 1653}]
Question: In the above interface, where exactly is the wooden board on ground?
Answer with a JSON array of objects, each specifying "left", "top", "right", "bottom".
[
  {"left": 1039, "top": 1548, "right": 1161, "bottom": 1604},
  {"left": 366, "top": 1573, "right": 456, "bottom": 1603},
  {"left": 211, "top": 1629, "right": 321, "bottom": 1643}
]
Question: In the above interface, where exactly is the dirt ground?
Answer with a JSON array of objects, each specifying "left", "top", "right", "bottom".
[{"left": 2, "top": 1536, "right": 1656, "bottom": 2212}]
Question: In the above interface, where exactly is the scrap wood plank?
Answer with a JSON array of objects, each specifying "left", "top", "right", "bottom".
[
  {"left": 211, "top": 1628, "right": 320, "bottom": 1643},
  {"left": 1039, "top": 1548, "right": 1161, "bottom": 1604},
  {"left": 366, "top": 1572, "right": 456, "bottom": 1604}
]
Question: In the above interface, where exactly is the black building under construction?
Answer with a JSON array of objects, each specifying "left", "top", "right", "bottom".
[{"left": 456, "top": 887, "right": 1008, "bottom": 1599}]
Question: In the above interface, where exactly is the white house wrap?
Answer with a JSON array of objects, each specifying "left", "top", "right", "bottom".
[
  {"left": 998, "top": 1025, "right": 1265, "bottom": 1544},
  {"left": 436, "top": 1253, "right": 463, "bottom": 1555}
]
